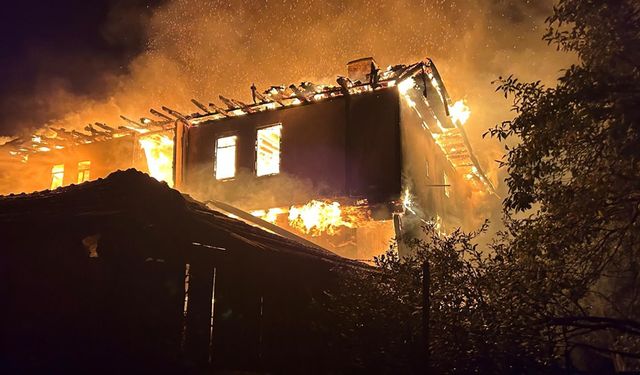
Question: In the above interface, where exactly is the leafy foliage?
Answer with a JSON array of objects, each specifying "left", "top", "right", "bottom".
[
  {"left": 485, "top": 0, "right": 640, "bottom": 370},
  {"left": 324, "top": 223, "right": 562, "bottom": 373},
  {"left": 326, "top": 0, "right": 640, "bottom": 372}
]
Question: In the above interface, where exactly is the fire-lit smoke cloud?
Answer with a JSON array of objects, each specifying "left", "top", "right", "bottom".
[{"left": 0, "top": 0, "right": 574, "bottom": 196}]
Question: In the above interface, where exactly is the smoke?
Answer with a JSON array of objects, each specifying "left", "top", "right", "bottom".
[{"left": 1, "top": 0, "right": 574, "bottom": 197}]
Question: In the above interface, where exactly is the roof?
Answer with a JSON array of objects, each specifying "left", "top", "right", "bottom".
[
  {"left": 1, "top": 59, "right": 445, "bottom": 156},
  {"left": 0, "top": 169, "right": 371, "bottom": 270}
]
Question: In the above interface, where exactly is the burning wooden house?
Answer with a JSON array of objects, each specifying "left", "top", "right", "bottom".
[
  {"left": 0, "top": 57, "right": 497, "bottom": 260},
  {"left": 0, "top": 169, "right": 368, "bottom": 373}
]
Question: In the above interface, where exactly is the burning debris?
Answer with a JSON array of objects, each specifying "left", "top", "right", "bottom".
[
  {"left": 1, "top": 58, "right": 472, "bottom": 161},
  {"left": 251, "top": 200, "right": 371, "bottom": 238}
]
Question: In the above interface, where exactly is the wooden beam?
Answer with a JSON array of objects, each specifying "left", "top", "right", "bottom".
[
  {"left": 208, "top": 102, "right": 229, "bottom": 117},
  {"left": 218, "top": 95, "right": 240, "bottom": 110},
  {"left": 120, "top": 115, "right": 146, "bottom": 128},
  {"left": 191, "top": 99, "right": 212, "bottom": 114},
  {"left": 150, "top": 108, "right": 173, "bottom": 122},
  {"left": 288, "top": 84, "right": 311, "bottom": 103}
]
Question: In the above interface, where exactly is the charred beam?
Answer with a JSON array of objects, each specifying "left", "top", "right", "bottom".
[
  {"left": 51, "top": 128, "right": 75, "bottom": 141},
  {"left": 94, "top": 122, "right": 116, "bottom": 133},
  {"left": 71, "top": 130, "right": 93, "bottom": 142},
  {"left": 191, "top": 99, "right": 212, "bottom": 114},
  {"left": 2, "top": 137, "right": 22, "bottom": 147},
  {"left": 264, "top": 93, "right": 285, "bottom": 106},
  {"left": 149, "top": 108, "right": 173, "bottom": 122},
  {"left": 208, "top": 102, "right": 229, "bottom": 117},
  {"left": 336, "top": 76, "right": 352, "bottom": 96},
  {"left": 118, "top": 125, "right": 146, "bottom": 134},
  {"left": 288, "top": 84, "right": 311, "bottom": 103},
  {"left": 252, "top": 88, "right": 270, "bottom": 104},
  {"left": 396, "top": 62, "right": 422, "bottom": 83},
  {"left": 369, "top": 61, "right": 380, "bottom": 88},
  {"left": 230, "top": 98, "right": 256, "bottom": 114},
  {"left": 84, "top": 124, "right": 110, "bottom": 138},
  {"left": 161, "top": 106, "right": 190, "bottom": 124},
  {"left": 218, "top": 95, "right": 240, "bottom": 110},
  {"left": 120, "top": 115, "right": 146, "bottom": 128},
  {"left": 251, "top": 84, "right": 259, "bottom": 104}
]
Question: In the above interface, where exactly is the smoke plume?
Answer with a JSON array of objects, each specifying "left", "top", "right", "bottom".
[{"left": 0, "top": 0, "right": 575, "bottom": 197}]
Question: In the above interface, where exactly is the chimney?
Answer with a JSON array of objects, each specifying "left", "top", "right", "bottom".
[{"left": 347, "top": 57, "right": 378, "bottom": 83}]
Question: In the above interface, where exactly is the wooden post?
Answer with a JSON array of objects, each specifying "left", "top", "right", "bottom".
[
  {"left": 422, "top": 259, "right": 430, "bottom": 371},
  {"left": 173, "top": 121, "right": 184, "bottom": 189}
]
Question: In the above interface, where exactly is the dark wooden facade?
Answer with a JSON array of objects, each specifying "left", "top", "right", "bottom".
[
  {"left": 0, "top": 170, "right": 365, "bottom": 373},
  {"left": 180, "top": 89, "right": 402, "bottom": 209}
]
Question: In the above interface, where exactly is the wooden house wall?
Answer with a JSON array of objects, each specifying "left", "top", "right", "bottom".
[
  {"left": 0, "top": 137, "right": 147, "bottom": 195},
  {"left": 0, "top": 209, "right": 344, "bottom": 373},
  {"left": 182, "top": 89, "right": 402, "bottom": 210}
]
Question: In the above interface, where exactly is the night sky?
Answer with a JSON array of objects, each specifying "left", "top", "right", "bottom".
[{"left": 0, "top": 0, "right": 161, "bottom": 134}]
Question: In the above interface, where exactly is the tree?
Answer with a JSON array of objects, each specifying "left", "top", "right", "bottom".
[
  {"left": 325, "top": 1, "right": 640, "bottom": 373},
  {"left": 323, "top": 223, "right": 563, "bottom": 374},
  {"left": 486, "top": 0, "right": 640, "bottom": 370}
]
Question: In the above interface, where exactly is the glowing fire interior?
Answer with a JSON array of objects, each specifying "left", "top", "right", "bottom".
[
  {"left": 449, "top": 99, "right": 471, "bottom": 125},
  {"left": 50, "top": 164, "right": 64, "bottom": 190},
  {"left": 215, "top": 135, "right": 237, "bottom": 180},
  {"left": 251, "top": 199, "right": 369, "bottom": 237},
  {"left": 77, "top": 160, "right": 91, "bottom": 183},
  {"left": 139, "top": 133, "right": 174, "bottom": 187},
  {"left": 256, "top": 124, "right": 282, "bottom": 176}
]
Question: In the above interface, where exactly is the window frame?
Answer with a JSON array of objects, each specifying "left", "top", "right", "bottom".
[
  {"left": 214, "top": 134, "right": 238, "bottom": 181},
  {"left": 77, "top": 160, "right": 91, "bottom": 183},
  {"left": 255, "top": 123, "right": 283, "bottom": 177},
  {"left": 50, "top": 164, "right": 65, "bottom": 189}
]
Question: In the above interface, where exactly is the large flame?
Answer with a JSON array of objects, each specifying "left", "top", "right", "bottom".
[
  {"left": 397, "top": 77, "right": 416, "bottom": 95},
  {"left": 139, "top": 133, "right": 174, "bottom": 187},
  {"left": 251, "top": 200, "right": 369, "bottom": 237},
  {"left": 250, "top": 207, "right": 285, "bottom": 224},
  {"left": 288, "top": 200, "right": 356, "bottom": 236},
  {"left": 449, "top": 99, "right": 471, "bottom": 125}
]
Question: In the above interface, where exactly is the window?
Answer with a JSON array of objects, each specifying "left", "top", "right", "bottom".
[
  {"left": 215, "top": 135, "right": 237, "bottom": 180},
  {"left": 77, "top": 161, "right": 91, "bottom": 183},
  {"left": 256, "top": 124, "right": 282, "bottom": 176},
  {"left": 444, "top": 172, "right": 451, "bottom": 197},
  {"left": 50, "top": 164, "right": 64, "bottom": 189}
]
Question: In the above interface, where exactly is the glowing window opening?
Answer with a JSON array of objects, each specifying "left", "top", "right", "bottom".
[
  {"left": 51, "top": 164, "right": 64, "bottom": 189},
  {"left": 77, "top": 161, "right": 91, "bottom": 183},
  {"left": 444, "top": 172, "right": 451, "bottom": 197},
  {"left": 256, "top": 124, "right": 282, "bottom": 176},
  {"left": 215, "top": 135, "right": 237, "bottom": 180}
]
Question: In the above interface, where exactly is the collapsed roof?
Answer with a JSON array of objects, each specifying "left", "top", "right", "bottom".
[
  {"left": 1, "top": 59, "right": 449, "bottom": 154},
  {"left": 0, "top": 58, "right": 496, "bottom": 195}
]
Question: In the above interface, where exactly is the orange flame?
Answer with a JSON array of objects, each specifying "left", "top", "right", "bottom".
[
  {"left": 139, "top": 133, "right": 174, "bottom": 187},
  {"left": 288, "top": 200, "right": 359, "bottom": 236},
  {"left": 251, "top": 200, "right": 370, "bottom": 237},
  {"left": 449, "top": 99, "right": 471, "bottom": 125}
]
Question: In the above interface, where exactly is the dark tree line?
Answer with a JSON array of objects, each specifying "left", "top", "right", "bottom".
[{"left": 323, "top": 1, "right": 640, "bottom": 373}]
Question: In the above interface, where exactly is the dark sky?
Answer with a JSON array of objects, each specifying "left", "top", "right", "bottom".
[{"left": 0, "top": 0, "right": 161, "bottom": 135}]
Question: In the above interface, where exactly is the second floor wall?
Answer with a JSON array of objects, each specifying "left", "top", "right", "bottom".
[{"left": 180, "top": 89, "right": 402, "bottom": 211}]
